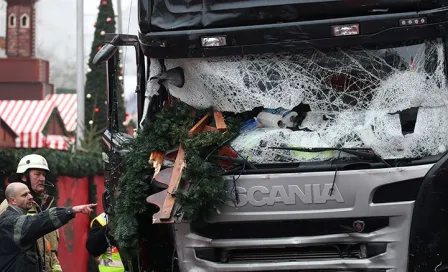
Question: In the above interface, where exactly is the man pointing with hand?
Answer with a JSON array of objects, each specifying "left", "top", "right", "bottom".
[
  {"left": 0, "top": 154, "right": 73, "bottom": 272},
  {"left": 0, "top": 182, "right": 96, "bottom": 272}
]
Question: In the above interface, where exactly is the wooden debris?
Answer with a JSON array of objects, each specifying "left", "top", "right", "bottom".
[
  {"left": 151, "top": 110, "right": 229, "bottom": 223},
  {"left": 160, "top": 146, "right": 185, "bottom": 220},
  {"left": 149, "top": 151, "right": 164, "bottom": 177},
  {"left": 203, "top": 125, "right": 219, "bottom": 132},
  {"left": 188, "top": 113, "right": 210, "bottom": 137},
  {"left": 213, "top": 110, "right": 227, "bottom": 131}
]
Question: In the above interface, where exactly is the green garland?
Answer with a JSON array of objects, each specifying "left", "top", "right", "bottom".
[
  {"left": 113, "top": 101, "right": 240, "bottom": 255},
  {"left": 113, "top": 101, "right": 196, "bottom": 255},
  {"left": 179, "top": 129, "right": 238, "bottom": 221}
]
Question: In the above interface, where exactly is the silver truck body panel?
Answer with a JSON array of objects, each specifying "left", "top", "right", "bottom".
[{"left": 174, "top": 164, "right": 433, "bottom": 272}]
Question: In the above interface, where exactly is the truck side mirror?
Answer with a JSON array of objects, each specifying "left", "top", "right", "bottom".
[{"left": 93, "top": 43, "right": 118, "bottom": 65}]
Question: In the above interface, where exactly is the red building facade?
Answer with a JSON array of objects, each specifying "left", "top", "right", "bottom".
[{"left": 0, "top": 0, "right": 54, "bottom": 100}]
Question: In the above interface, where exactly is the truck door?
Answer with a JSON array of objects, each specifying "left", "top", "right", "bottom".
[{"left": 408, "top": 151, "right": 448, "bottom": 271}]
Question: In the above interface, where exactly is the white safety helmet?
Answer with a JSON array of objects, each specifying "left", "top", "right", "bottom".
[{"left": 16, "top": 154, "right": 50, "bottom": 174}]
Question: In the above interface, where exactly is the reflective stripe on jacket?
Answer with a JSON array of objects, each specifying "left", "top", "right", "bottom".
[
  {"left": 90, "top": 213, "right": 124, "bottom": 272},
  {"left": 0, "top": 205, "right": 75, "bottom": 272},
  {"left": 28, "top": 199, "right": 62, "bottom": 272},
  {"left": 0, "top": 198, "right": 62, "bottom": 272}
]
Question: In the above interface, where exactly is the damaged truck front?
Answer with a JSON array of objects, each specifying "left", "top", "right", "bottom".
[{"left": 95, "top": 0, "right": 448, "bottom": 271}]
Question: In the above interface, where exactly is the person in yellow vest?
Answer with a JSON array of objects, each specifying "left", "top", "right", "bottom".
[
  {"left": 0, "top": 154, "right": 63, "bottom": 272},
  {"left": 86, "top": 212, "right": 124, "bottom": 272}
]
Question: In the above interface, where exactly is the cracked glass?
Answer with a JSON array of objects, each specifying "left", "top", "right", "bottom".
[{"left": 146, "top": 39, "right": 448, "bottom": 162}]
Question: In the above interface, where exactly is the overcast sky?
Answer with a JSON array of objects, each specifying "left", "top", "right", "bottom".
[{"left": 0, "top": 0, "right": 139, "bottom": 112}]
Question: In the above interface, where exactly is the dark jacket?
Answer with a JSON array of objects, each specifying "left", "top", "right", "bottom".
[
  {"left": 85, "top": 219, "right": 111, "bottom": 257},
  {"left": 0, "top": 205, "right": 75, "bottom": 272}
]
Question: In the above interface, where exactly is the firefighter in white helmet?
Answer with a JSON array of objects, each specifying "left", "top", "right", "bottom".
[{"left": 0, "top": 154, "right": 63, "bottom": 272}]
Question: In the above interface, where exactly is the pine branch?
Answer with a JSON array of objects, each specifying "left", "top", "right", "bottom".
[{"left": 111, "top": 100, "right": 241, "bottom": 258}]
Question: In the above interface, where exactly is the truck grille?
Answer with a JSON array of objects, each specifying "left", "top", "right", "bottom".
[
  {"left": 229, "top": 245, "right": 362, "bottom": 262},
  {"left": 264, "top": 270, "right": 387, "bottom": 272},
  {"left": 263, "top": 270, "right": 387, "bottom": 272},
  {"left": 192, "top": 217, "right": 389, "bottom": 239},
  {"left": 195, "top": 243, "right": 387, "bottom": 263}
]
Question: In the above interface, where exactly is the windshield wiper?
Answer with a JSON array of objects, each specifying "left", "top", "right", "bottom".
[
  {"left": 269, "top": 146, "right": 390, "bottom": 166},
  {"left": 210, "top": 155, "right": 257, "bottom": 169},
  {"left": 269, "top": 146, "right": 391, "bottom": 197}
]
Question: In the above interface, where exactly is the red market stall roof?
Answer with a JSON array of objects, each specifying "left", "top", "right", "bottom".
[
  {"left": 0, "top": 100, "right": 71, "bottom": 150},
  {"left": 0, "top": 116, "right": 17, "bottom": 148},
  {"left": 46, "top": 135, "right": 74, "bottom": 150},
  {"left": 47, "top": 94, "right": 77, "bottom": 132},
  {"left": 0, "top": 100, "right": 54, "bottom": 148}
]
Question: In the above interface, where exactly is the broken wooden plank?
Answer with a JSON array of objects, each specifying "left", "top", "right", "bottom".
[
  {"left": 149, "top": 151, "right": 164, "bottom": 167},
  {"left": 153, "top": 111, "right": 230, "bottom": 223},
  {"left": 149, "top": 151, "right": 164, "bottom": 177},
  {"left": 213, "top": 110, "right": 227, "bottom": 131},
  {"left": 147, "top": 168, "right": 173, "bottom": 224},
  {"left": 147, "top": 190, "right": 175, "bottom": 224},
  {"left": 160, "top": 146, "right": 186, "bottom": 220},
  {"left": 203, "top": 125, "right": 219, "bottom": 132},
  {"left": 188, "top": 113, "right": 211, "bottom": 137}
]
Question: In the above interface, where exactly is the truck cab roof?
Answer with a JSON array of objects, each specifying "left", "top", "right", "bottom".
[{"left": 137, "top": 0, "right": 448, "bottom": 59}]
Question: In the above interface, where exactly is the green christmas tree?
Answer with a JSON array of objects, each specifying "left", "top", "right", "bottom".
[{"left": 84, "top": 0, "right": 125, "bottom": 142}]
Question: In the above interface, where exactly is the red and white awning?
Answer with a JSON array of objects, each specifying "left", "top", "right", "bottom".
[
  {"left": 0, "top": 100, "right": 55, "bottom": 148},
  {"left": 0, "top": 96, "right": 78, "bottom": 151},
  {"left": 46, "top": 135, "right": 75, "bottom": 150},
  {"left": 46, "top": 94, "right": 77, "bottom": 132}
]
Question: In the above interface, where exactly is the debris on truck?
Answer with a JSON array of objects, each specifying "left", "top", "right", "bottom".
[{"left": 145, "top": 41, "right": 448, "bottom": 164}]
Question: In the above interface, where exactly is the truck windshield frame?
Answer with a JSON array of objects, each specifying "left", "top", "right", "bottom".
[{"left": 157, "top": 38, "right": 447, "bottom": 167}]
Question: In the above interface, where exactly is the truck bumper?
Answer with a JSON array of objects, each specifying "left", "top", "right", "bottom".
[{"left": 173, "top": 164, "right": 433, "bottom": 272}]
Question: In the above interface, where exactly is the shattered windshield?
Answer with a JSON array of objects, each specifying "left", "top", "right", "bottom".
[{"left": 150, "top": 39, "right": 448, "bottom": 163}]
